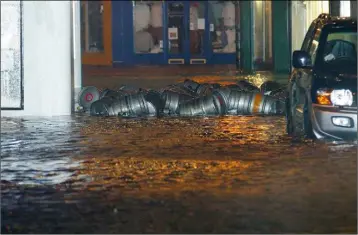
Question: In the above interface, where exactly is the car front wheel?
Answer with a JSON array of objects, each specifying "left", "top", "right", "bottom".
[
  {"left": 303, "top": 96, "right": 315, "bottom": 139},
  {"left": 286, "top": 83, "right": 300, "bottom": 136}
]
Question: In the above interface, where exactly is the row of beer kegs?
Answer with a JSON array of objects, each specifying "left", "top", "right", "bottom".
[{"left": 77, "top": 79, "right": 287, "bottom": 118}]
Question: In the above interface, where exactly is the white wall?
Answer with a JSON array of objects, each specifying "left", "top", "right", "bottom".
[
  {"left": 305, "top": 1, "right": 329, "bottom": 29},
  {"left": 291, "top": 1, "right": 307, "bottom": 53},
  {"left": 340, "top": 1, "right": 351, "bottom": 17},
  {"left": 291, "top": 1, "right": 330, "bottom": 54},
  {"left": 1, "top": 1, "right": 73, "bottom": 117}
]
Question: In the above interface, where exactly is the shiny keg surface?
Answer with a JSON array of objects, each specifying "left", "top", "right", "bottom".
[{"left": 1, "top": 114, "right": 356, "bottom": 233}]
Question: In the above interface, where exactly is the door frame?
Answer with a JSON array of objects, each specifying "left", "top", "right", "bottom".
[{"left": 81, "top": 0, "right": 112, "bottom": 66}]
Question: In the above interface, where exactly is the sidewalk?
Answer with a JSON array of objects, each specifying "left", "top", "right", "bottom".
[{"left": 82, "top": 65, "right": 289, "bottom": 90}]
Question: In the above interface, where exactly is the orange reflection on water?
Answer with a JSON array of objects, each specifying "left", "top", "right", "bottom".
[
  {"left": 71, "top": 156, "right": 260, "bottom": 197},
  {"left": 209, "top": 116, "right": 273, "bottom": 145},
  {"left": 179, "top": 75, "right": 236, "bottom": 86}
]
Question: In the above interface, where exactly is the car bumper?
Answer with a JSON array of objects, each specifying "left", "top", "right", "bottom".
[{"left": 311, "top": 104, "right": 357, "bottom": 140}]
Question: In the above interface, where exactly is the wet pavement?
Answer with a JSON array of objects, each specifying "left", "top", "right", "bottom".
[{"left": 1, "top": 114, "right": 357, "bottom": 233}]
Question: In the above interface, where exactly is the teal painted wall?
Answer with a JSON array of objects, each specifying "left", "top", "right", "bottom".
[
  {"left": 238, "top": 1, "right": 254, "bottom": 74},
  {"left": 272, "top": 0, "right": 291, "bottom": 74}
]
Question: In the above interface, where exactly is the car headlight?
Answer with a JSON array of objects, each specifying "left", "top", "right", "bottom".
[{"left": 316, "top": 88, "right": 353, "bottom": 106}]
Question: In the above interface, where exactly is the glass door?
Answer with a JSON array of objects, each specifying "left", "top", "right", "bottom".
[
  {"left": 188, "top": 1, "right": 208, "bottom": 64},
  {"left": 166, "top": 1, "right": 187, "bottom": 64},
  {"left": 165, "top": 1, "right": 210, "bottom": 65},
  {"left": 81, "top": 1, "right": 112, "bottom": 65}
]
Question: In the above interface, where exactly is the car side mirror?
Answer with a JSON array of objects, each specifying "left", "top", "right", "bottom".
[{"left": 292, "top": 50, "right": 312, "bottom": 69}]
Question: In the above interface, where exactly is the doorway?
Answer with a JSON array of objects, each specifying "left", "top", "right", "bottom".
[
  {"left": 127, "top": 1, "right": 238, "bottom": 66},
  {"left": 165, "top": 1, "right": 209, "bottom": 65},
  {"left": 164, "top": 1, "right": 238, "bottom": 65}
]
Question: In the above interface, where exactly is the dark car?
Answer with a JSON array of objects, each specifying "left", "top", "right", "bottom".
[{"left": 286, "top": 13, "right": 357, "bottom": 140}]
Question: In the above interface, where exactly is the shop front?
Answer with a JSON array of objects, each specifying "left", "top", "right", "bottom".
[
  {"left": 81, "top": 1, "right": 273, "bottom": 69},
  {"left": 80, "top": 0, "right": 274, "bottom": 72}
]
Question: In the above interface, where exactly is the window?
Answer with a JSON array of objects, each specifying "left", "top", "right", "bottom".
[
  {"left": 208, "top": 1, "right": 238, "bottom": 53},
  {"left": 320, "top": 30, "right": 357, "bottom": 74},
  {"left": 133, "top": 1, "right": 163, "bottom": 54}
]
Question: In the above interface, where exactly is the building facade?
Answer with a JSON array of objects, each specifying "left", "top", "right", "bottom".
[{"left": 81, "top": 0, "right": 356, "bottom": 73}]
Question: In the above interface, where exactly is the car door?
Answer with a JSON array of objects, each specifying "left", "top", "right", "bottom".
[
  {"left": 290, "top": 22, "right": 316, "bottom": 87},
  {"left": 294, "top": 22, "right": 321, "bottom": 110},
  {"left": 302, "top": 27, "right": 321, "bottom": 82}
]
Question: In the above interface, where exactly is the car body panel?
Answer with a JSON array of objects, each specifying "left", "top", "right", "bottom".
[
  {"left": 287, "top": 14, "right": 357, "bottom": 140},
  {"left": 311, "top": 104, "right": 357, "bottom": 140}
]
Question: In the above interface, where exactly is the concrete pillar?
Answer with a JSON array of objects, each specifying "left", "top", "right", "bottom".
[{"left": 2, "top": 1, "right": 73, "bottom": 117}]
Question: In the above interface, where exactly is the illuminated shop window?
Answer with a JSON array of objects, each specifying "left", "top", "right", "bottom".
[
  {"left": 208, "top": 1, "right": 238, "bottom": 54},
  {"left": 253, "top": 0, "right": 272, "bottom": 70},
  {"left": 340, "top": 1, "right": 351, "bottom": 17},
  {"left": 133, "top": 1, "right": 163, "bottom": 54}
]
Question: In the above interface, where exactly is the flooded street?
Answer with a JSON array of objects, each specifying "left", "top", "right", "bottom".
[{"left": 1, "top": 114, "right": 357, "bottom": 233}]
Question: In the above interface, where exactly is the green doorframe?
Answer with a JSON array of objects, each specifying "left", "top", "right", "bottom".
[
  {"left": 237, "top": 1, "right": 254, "bottom": 74},
  {"left": 351, "top": 1, "right": 357, "bottom": 19},
  {"left": 272, "top": 0, "right": 291, "bottom": 74},
  {"left": 329, "top": 0, "right": 341, "bottom": 16}
]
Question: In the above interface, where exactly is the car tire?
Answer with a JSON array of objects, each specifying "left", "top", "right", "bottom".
[
  {"left": 285, "top": 95, "right": 294, "bottom": 135},
  {"left": 286, "top": 82, "right": 300, "bottom": 136},
  {"left": 303, "top": 97, "right": 315, "bottom": 139}
]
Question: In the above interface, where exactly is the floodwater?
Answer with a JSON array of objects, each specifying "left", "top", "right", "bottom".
[{"left": 1, "top": 114, "right": 357, "bottom": 233}]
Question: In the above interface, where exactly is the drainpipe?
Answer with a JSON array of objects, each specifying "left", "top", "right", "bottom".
[{"left": 71, "top": 1, "right": 82, "bottom": 112}]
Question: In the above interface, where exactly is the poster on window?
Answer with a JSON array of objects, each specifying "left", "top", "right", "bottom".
[
  {"left": 168, "top": 27, "right": 178, "bottom": 40},
  {"left": 1, "top": 1, "right": 23, "bottom": 109}
]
